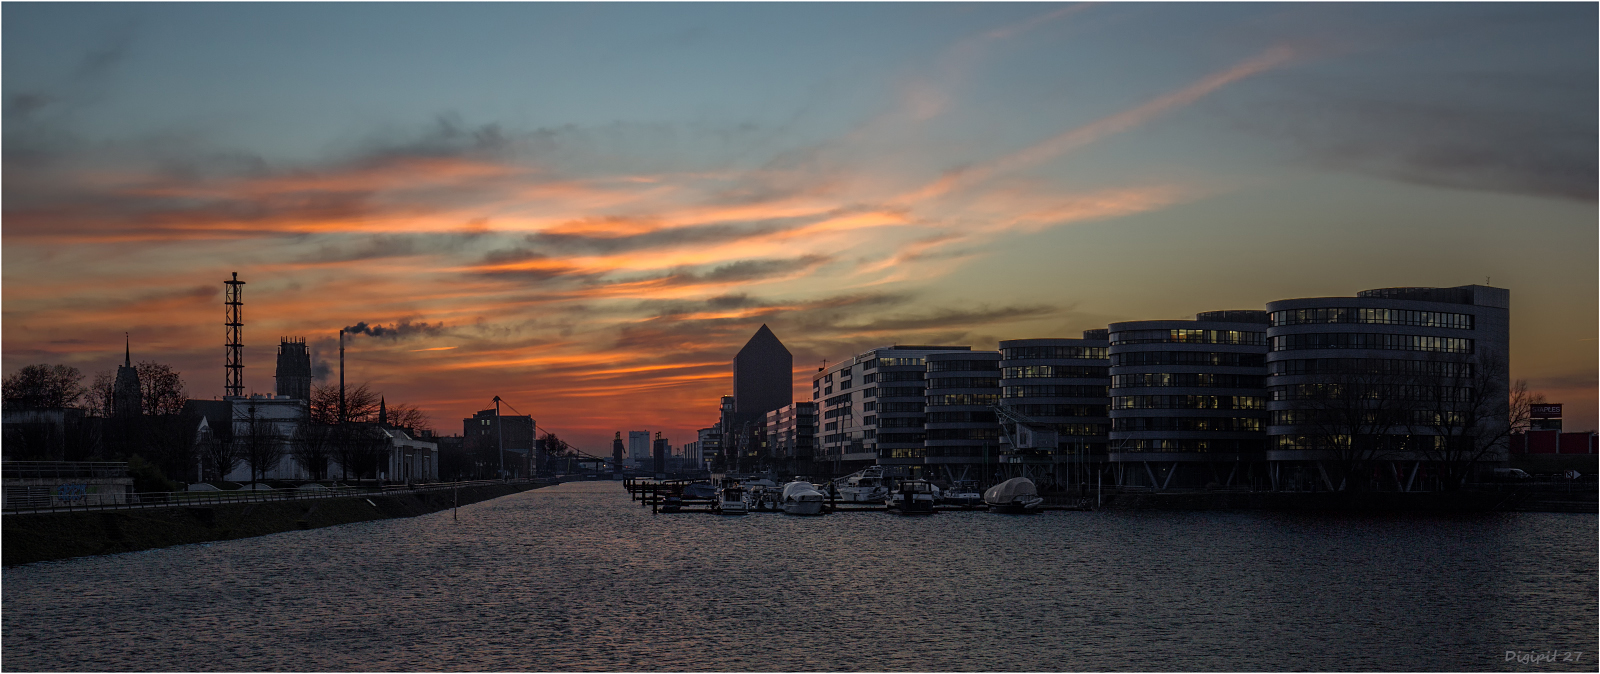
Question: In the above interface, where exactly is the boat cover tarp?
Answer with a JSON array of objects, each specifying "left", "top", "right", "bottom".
[
  {"left": 984, "top": 477, "right": 1038, "bottom": 504},
  {"left": 782, "top": 481, "right": 823, "bottom": 501}
]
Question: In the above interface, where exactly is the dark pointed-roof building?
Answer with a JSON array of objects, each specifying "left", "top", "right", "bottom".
[
  {"left": 732, "top": 324, "right": 793, "bottom": 424},
  {"left": 113, "top": 334, "right": 142, "bottom": 417}
]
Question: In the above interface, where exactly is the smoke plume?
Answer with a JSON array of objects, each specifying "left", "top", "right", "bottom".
[{"left": 343, "top": 319, "right": 445, "bottom": 340}]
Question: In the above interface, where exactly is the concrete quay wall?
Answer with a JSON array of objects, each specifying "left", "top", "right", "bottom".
[
  {"left": 3, "top": 482, "right": 549, "bottom": 567},
  {"left": 1096, "top": 488, "right": 1596, "bottom": 513}
]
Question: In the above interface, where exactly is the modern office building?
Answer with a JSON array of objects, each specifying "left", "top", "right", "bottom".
[
  {"left": 733, "top": 324, "right": 793, "bottom": 424},
  {"left": 627, "top": 430, "right": 651, "bottom": 466},
  {"left": 997, "top": 331, "right": 1110, "bottom": 488},
  {"left": 1264, "top": 285, "right": 1510, "bottom": 490},
  {"left": 814, "top": 345, "right": 970, "bottom": 477},
  {"left": 767, "top": 402, "right": 817, "bottom": 476},
  {"left": 696, "top": 425, "right": 722, "bottom": 471},
  {"left": 1107, "top": 311, "right": 1270, "bottom": 489},
  {"left": 923, "top": 350, "right": 1002, "bottom": 482}
]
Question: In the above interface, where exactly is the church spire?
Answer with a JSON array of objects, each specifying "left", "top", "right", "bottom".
[{"left": 125, "top": 332, "right": 131, "bottom": 367}]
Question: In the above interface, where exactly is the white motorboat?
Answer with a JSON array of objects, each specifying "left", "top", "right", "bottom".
[
  {"left": 834, "top": 466, "right": 889, "bottom": 503},
  {"left": 983, "top": 477, "right": 1044, "bottom": 513},
  {"left": 886, "top": 479, "right": 938, "bottom": 515},
  {"left": 717, "top": 484, "right": 749, "bottom": 515},
  {"left": 941, "top": 480, "right": 983, "bottom": 508},
  {"left": 744, "top": 485, "right": 780, "bottom": 512},
  {"left": 780, "top": 481, "right": 826, "bottom": 516}
]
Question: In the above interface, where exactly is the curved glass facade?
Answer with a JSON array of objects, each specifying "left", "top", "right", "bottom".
[
  {"left": 1264, "top": 286, "right": 1511, "bottom": 473},
  {"left": 998, "top": 334, "right": 1111, "bottom": 456},
  {"left": 1108, "top": 312, "right": 1269, "bottom": 462},
  {"left": 924, "top": 351, "right": 1003, "bottom": 469}
]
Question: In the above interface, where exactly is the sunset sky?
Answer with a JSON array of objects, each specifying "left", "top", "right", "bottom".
[{"left": 5, "top": 3, "right": 1595, "bottom": 452}]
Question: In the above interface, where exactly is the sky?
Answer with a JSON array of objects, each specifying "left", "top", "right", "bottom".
[{"left": 4, "top": 2, "right": 1596, "bottom": 452}]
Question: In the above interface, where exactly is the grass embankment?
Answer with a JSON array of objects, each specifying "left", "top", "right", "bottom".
[{"left": 2, "top": 482, "right": 545, "bottom": 567}]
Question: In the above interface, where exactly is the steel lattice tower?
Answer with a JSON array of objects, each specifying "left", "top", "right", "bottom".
[{"left": 225, "top": 272, "right": 245, "bottom": 397}]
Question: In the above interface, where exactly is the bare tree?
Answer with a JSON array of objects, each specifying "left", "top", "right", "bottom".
[
  {"left": 1412, "top": 352, "right": 1535, "bottom": 490},
  {"left": 331, "top": 423, "right": 389, "bottom": 481},
  {"left": 386, "top": 402, "right": 431, "bottom": 433},
  {"left": 310, "top": 382, "right": 380, "bottom": 424},
  {"left": 88, "top": 371, "right": 116, "bottom": 417},
  {"left": 235, "top": 406, "right": 286, "bottom": 485},
  {"left": 3, "top": 364, "right": 87, "bottom": 409},
  {"left": 199, "top": 430, "right": 241, "bottom": 482},
  {"left": 1283, "top": 365, "right": 1419, "bottom": 492},
  {"left": 135, "top": 361, "right": 187, "bottom": 416},
  {"left": 292, "top": 423, "right": 336, "bottom": 481}
]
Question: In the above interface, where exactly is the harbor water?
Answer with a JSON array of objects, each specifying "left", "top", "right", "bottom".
[{"left": 3, "top": 481, "right": 1594, "bottom": 671}]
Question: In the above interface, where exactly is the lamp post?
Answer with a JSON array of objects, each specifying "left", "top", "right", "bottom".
[{"left": 493, "top": 396, "right": 506, "bottom": 480}]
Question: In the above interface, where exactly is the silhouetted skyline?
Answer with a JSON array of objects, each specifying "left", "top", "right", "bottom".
[{"left": 4, "top": 3, "right": 1594, "bottom": 451}]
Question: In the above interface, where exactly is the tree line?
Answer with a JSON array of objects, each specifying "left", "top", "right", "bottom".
[{"left": 2, "top": 362, "right": 436, "bottom": 488}]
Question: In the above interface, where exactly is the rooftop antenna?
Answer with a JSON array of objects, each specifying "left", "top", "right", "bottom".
[{"left": 224, "top": 272, "right": 245, "bottom": 397}]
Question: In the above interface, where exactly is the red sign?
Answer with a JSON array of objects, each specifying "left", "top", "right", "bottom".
[{"left": 1530, "top": 404, "right": 1562, "bottom": 419}]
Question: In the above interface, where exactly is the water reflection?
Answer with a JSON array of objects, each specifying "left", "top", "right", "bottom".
[{"left": 3, "top": 481, "right": 1594, "bottom": 671}]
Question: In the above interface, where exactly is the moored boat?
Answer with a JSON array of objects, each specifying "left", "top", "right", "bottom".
[
  {"left": 682, "top": 482, "right": 717, "bottom": 500},
  {"left": 717, "top": 484, "right": 749, "bottom": 515},
  {"left": 886, "top": 479, "right": 937, "bottom": 515},
  {"left": 983, "top": 477, "right": 1044, "bottom": 513},
  {"left": 780, "top": 480, "right": 826, "bottom": 516},
  {"left": 835, "top": 466, "right": 889, "bottom": 503},
  {"left": 941, "top": 479, "right": 983, "bottom": 508}
]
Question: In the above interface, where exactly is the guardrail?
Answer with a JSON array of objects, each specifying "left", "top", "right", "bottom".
[
  {"left": 2, "top": 461, "right": 130, "bottom": 479},
  {"left": 1, "top": 478, "right": 549, "bottom": 515}
]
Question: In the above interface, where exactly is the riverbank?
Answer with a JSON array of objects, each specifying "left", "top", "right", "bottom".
[{"left": 2, "top": 481, "right": 550, "bottom": 566}]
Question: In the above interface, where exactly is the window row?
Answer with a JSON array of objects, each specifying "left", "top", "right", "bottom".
[
  {"left": 1112, "top": 395, "right": 1267, "bottom": 410},
  {"left": 879, "top": 432, "right": 926, "bottom": 444},
  {"left": 1269, "top": 333, "right": 1473, "bottom": 354},
  {"left": 1271, "top": 434, "right": 1448, "bottom": 452},
  {"left": 876, "top": 357, "right": 924, "bottom": 368},
  {"left": 877, "top": 370, "right": 925, "bottom": 382},
  {"left": 926, "top": 377, "right": 1001, "bottom": 390},
  {"left": 1110, "top": 329, "right": 1265, "bottom": 346},
  {"left": 1056, "top": 423, "right": 1110, "bottom": 436},
  {"left": 1270, "top": 307, "right": 1473, "bottom": 330},
  {"left": 1002, "top": 365, "right": 1109, "bottom": 379},
  {"left": 926, "top": 411, "right": 998, "bottom": 424},
  {"left": 927, "top": 393, "right": 1001, "bottom": 407},
  {"left": 877, "top": 416, "right": 926, "bottom": 428},
  {"left": 1111, "top": 373, "right": 1265, "bottom": 389},
  {"left": 1269, "top": 409, "right": 1467, "bottom": 427},
  {"left": 1267, "top": 384, "right": 1473, "bottom": 402},
  {"left": 1006, "top": 404, "right": 1108, "bottom": 418},
  {"left": 927, "top": 359, "right": 1000, "bottom": 372},
  {"left": 1267, "top": 358, "right": 1473, "bottom": 379},
  {"left": 1111, "top": 351, "right": 1266, "bottom": 368},
  {"left": 824, "top": 392, "right": 853, "bottom": 407},
  {"left": 1001, "top": 345, "right": 1109, "bottom": 360},
  {"left": 875, "top": 386, "right": 925, "bottom": 398},
  {"left": 1003, "top": 385, "right": 1109, "bottom": 398},
  {"left": 1112, "top": 416, "right": 1264, "bottom": 432},
  {"left": 879, "top": 401, "right": 924, "bottom": 413},
  {"left": 1116, "top": 438, "right": 1266, "bottom": 452},
  {"left": 926, "top": 428, "right": 1002, "bottom": 441},
  {"left": 823, "top": 407, "right": 852, "bottom": 419}
]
